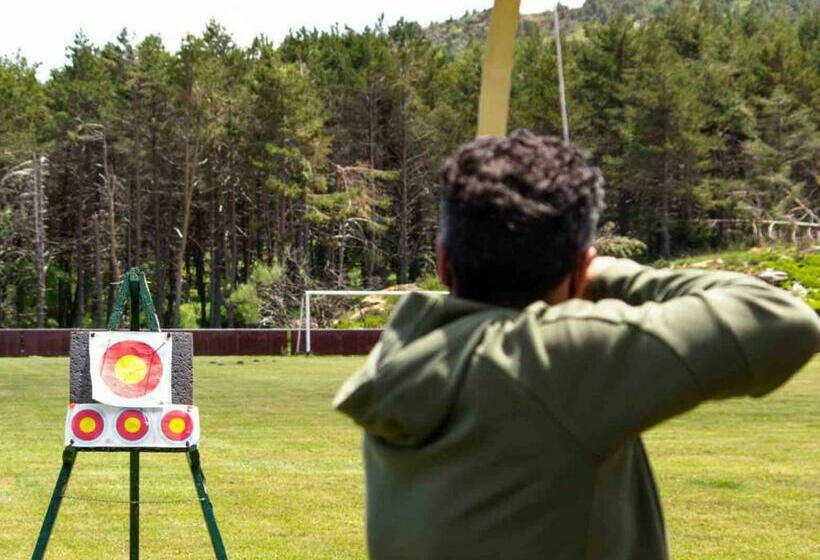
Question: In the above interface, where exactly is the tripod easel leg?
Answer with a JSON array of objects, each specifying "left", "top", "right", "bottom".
[
  {"left": 187, "top": 446, "right": 228, "bottom": 559},
  {"left": 32, "top": 446, "right": 78, "bottom": 560},
  {"left": 130, "top": 451, "right": 140, "bottom": 560}
]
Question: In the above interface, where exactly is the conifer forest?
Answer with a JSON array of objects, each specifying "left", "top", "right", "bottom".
[{"left": 0, "top": 0, "right": 818, "bottom": 328}]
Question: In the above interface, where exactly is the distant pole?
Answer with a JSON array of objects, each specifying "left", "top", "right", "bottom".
[{"left": 553, "top": 3, "right": 570, "bottom": 143}]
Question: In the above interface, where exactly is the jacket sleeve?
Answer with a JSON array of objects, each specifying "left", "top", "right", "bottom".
[{"left": 532, "top": 259, "right": 819, "bottom": 457}]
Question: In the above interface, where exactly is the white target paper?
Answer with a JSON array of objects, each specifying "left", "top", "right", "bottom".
[
  {"left": 65, "top": 403, "right": 200, "bottom": 448},
  {"left": 89, "top": 331, "right": 173, "bottom": 408}
]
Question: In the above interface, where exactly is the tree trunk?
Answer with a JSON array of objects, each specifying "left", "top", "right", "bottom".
[
  {"left": 151, "top": 129, "right": 166, "bottom": 323},
  {"left": 398, "top": 106, "right": 410, "bottom": 284},
  {"left": 172, "top": 137, "right": 196, "bottom": 327},
  {"left": 72, "top": 265, "right": 85, "bottom": 327},
  {"left": 0, "top": 280, "right": 6, "bottom": 327},
  {"left": 192, "top": 243, "right": 207, "bottom": 327},
  {"left": 242, "top": 204, "right": 251, "bottom": 284},
  {"left": 264, "top": 186, "right": 274, "bottom": 265},
  {"left": 365, "top": 90, "right": 379, "bottom": 286},
  {"left": 32, "top": 154, "right": 47, "bottom": 327},
  {"left": 73, "top": 180, "right": 86, "bottom": 328},
  {"left": 209, "top": 163, "right": 224, "bottom": 328},
  {"left": 103, "top": 137, "right": 121, "bottom": 312},
  {"left": 338, "top": 223, "right": 346, "bottom": 287},
  {"left": 661, "top": 156, "right": 671, "bottom": 259},
  {"left": 132, "top": 88, "right": 143, "bottom": 266},
  {"left": 254, "top": 179, "right": 267, "bottom": 264},
  {"left": 56, "top": 257, "right": 72, "bottom": 328},
  {"left": 92, "top": 214, "right": 104, "bottom": 327},
  {"left": 14, "top": 283, "right": 25, "bottom": 326},
  {"left": 226, "top": 175, "right": 238, "bottom": 327}
]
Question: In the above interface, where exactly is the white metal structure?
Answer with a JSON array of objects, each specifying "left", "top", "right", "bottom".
[
  {"left": 297, "top": 290, "right": 448, "bottom": 354},
  {"left": 553, "top": 3, "right": 570, "bottom": 142}
]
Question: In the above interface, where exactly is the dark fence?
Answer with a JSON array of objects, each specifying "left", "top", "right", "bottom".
[
  {"left": 0, "top": 330, "right": 73, "bottom": 357},
  {"left": 190, "top": 329, "right": 291, "bottom": 356},
  {"left": 0, "top": 329, "right": 382, "bottom": 357},
  {"left": 297, "top": 329, "right": 382, "bottom": 355}
]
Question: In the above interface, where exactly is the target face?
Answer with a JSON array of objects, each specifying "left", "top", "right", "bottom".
[
  {"left": 101, "top": 341, "right": 163, "bottom": 398},
  {"left": 66, "top": 404, "right": 199, "bottom": 448},
  {"left": 115, "top": 409, "right": 150, "bottom": 442},
  {"left": 161, "top": 409, "right": 194, "bottom": 442},
  {"left": 89, "top": 332, "right": 172, "bottom": 408},
  {"left": 70, "top": 408, "right": 104, "bottom": 441}
]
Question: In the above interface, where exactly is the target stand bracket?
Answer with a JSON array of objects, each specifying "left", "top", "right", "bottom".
[{"left": 31, "top": 268, "right": 228, "bottom": 560}]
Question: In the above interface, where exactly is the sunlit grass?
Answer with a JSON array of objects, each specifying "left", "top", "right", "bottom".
[{"left": 0, "top": 355, "right": 817, "bottom": 558}]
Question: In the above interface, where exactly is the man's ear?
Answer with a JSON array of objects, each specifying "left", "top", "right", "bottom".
[
  {"left": 571, "top": 246, "right": 597, "bottom": 299},
  {"left": 436, "top": 235, "right": 453, "bottom": 290}
]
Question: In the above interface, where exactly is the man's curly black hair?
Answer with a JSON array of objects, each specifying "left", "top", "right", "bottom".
[{"left": 440, "top": 129, "right": 606, "bottom": 308}]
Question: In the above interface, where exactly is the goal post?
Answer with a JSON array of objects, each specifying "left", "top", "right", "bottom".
[{"left": 297, "top": 290, "right": 448, "bottom": 355}]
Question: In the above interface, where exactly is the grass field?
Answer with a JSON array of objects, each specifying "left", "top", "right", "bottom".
[{"left": 1, "top": 355, "right": 818, "bottom": 559}]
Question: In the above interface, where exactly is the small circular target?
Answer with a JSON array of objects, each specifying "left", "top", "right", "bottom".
[
  {"left": 100, "top": 341, "right": 164, "bottom": 399},
  {"left": 71, "top": 408, "right": 104, "bottom": 441},
  {"left": 161, "top": 410, "right": 194, "bottom": 442},
  {"left": 115, "top": 409, "right": 150, "bottom": 442}
]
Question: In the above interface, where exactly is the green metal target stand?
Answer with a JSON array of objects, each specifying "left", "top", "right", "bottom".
[{"left": 31, "top": 268, "right": 228, "bottom": 560}]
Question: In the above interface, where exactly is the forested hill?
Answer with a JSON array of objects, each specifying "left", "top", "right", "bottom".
[
  {"left": 0, "top": 0, "right": 818, "bottom": 330},
  {"left": 426, "top": 0, "right": 814, "bottom": 55}
]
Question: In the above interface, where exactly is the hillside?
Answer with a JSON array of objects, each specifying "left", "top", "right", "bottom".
[
  {"left": 426, "top": 6, "right": 581, "bottom": 56},
  {"left": 425, "top": 0, "right": 815, "bottom": 55}
]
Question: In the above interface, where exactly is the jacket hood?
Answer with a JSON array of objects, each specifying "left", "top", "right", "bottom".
[{"left": 333, "top": 292, "right": 506, "bottom": 446}]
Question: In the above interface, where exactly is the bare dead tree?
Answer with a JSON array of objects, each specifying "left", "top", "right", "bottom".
[{"left": 32, "top": 154, "right": 47, "bottom": 327}]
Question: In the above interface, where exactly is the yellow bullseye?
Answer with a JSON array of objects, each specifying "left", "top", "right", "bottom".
[
  {"left": 124, "top": 417, "right": 142, "bottom": 433},
  {"left": 168, "top": 417, "right": 186, "bottom": 434},
  {"left": 79, "top": 417, "right": 97, "bottom": 433},
  {"left": 114, "top": 354, "right": 148, "bottom": 384}
]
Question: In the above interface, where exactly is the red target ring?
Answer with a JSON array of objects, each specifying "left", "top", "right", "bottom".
[
  {"left": 100, "top": 340, "right": 164, "bottom": 399},
  {"left": 161, "top": 410, "right": 194, "bottom": 442},
  {"left": 71, "top": 408, "right": 104, "bottom": 441},
  {"left": 116, "top": 409, "right": 150, "bottom": 442}
]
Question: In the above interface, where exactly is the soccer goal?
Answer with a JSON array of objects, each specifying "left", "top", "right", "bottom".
[{"left": 296, "top": 290, "right": 447, "bottom": 354}]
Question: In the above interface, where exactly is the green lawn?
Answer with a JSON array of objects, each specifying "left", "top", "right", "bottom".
[{"left": 1, "top": 355, "right": 818, "bottom": 559}]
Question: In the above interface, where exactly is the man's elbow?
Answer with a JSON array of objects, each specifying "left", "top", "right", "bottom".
[
  {"left": 790, "top": 302, "right": 820, "bottom": 359},
  {"left": 749, "top": 297, "right": 819, "bottom": 397}
]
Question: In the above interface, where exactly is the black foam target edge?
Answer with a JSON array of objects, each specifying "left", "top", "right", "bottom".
[{"left": 68, "top": 331, "right": 193, "bottom": 404}]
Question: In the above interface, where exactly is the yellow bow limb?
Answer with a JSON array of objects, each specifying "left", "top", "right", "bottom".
[{"left": 477, "top": 0, "right": 521, "bottom": 137}]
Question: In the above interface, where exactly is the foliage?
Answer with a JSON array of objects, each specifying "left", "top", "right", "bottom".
[
  {"left": 178, "top": 302, "right": 201, "bottom": 329},
  {"left": 335, "top": 312, "right": 391, "bottom": 329},
  {"left": 594, "top": 222, "right": 648, "bottom": 259},
  {"left": 417, "top": 274, "right": 447, "bottom": 292},
  {"left": 670, "top": 246, "right": 820, "bottom": 310},
  {"left": 227, "top": 262, "right": 284, "bottom": 327},
  {"left": 0, "top": 1, "right": 818, "bottom": 328},
  {"left": 226, "top": 283, "right": 261, "bottom": 326}
]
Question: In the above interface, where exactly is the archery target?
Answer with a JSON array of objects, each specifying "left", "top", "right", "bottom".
[
  {"left": 115, "top": 409, "right": 150, "bottom": 443},
  {"left": 66, "top": 404, "right": 200, "bottom": 448},
  {"left": 102, "top": 341, "right": 163, "bottom": 398},
  {"left": 160, "top": 409, "right": 194, "bottom": 442},
  {"left": 69, "top": 406, "right": 105, "bottom": 442},
  {"left": 89, "top": 332, "right": 173, "bottom": 408}
]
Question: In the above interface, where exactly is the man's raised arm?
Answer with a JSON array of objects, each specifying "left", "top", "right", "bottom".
[{"left": 537, "top": 258, "right": 819, "bottom": 456}]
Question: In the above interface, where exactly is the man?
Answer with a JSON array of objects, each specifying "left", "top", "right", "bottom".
[{"left": 333, "top": 130, "right": 819, "bottom": 559}]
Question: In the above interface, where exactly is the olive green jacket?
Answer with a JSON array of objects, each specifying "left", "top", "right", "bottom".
[{"left": 333, "top": 260, "right": 819, "bottom": 559}]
